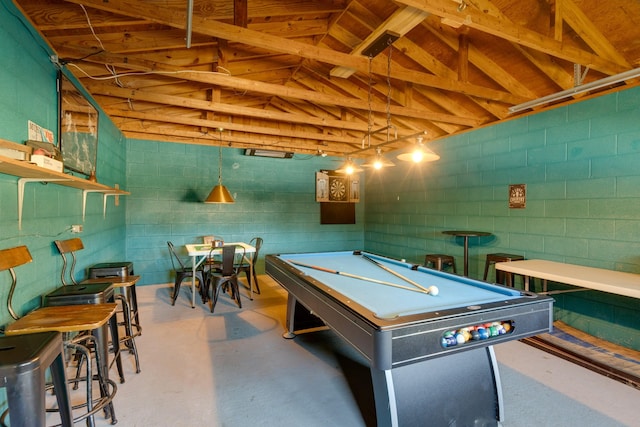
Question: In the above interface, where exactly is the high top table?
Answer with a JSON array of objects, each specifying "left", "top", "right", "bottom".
[
  {"left": 184, "top": 242, "right": 256, "bottom": 308},
  {"left": 495, "top": 259, "right": 640, "bottom": 298},
  {"left": 443, "top": 230, "right": 492, "bottom": 277}
]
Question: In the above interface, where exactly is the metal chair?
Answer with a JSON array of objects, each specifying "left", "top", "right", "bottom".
[
  {"left": 0, "top": 245, "right": 118, "bottom": 426},
  {"left": 237, "top": 237, "right": 262, "bottom": 295},
  {"left": 206, "top": 245, "right": 244, "bottom": 313},
  {"left": 54, "top": 238, "right": 140, "bottom": 380},
  {"left": 167, "top": 241, "right": 206, "bottom": 306},
  {"left": 0, "top": 331, "right": 73, "bottom": 427}
]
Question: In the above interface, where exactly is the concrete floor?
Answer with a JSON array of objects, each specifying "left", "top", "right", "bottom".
[{"left": 49, "top": 276, "right": 640, "bottom": 426}]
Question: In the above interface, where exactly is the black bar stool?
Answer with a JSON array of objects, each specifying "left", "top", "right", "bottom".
[
  {"left": 43, "top": 282, "right": 125, "bottom": 384},
  {"left": 88, "top": 262, "right": 140, "bottom": 334},
  {"left": 483, "top": 253, "right": 525, "bottom": 287},
  {"left": 424, "top": 254, "right": 457, "bottom": 273},
  {"left": 0, "top": 331, "right": 73, "bottom": 427}
]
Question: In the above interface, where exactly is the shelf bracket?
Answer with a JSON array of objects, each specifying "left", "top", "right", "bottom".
[
  {"left": 103, "top": 193, "right": 120, "bottom": 218},
  {"left": 82, "top": 190, "right": 104, "bottom": 221},
  {"left": 18, "top": 178, "right": 71, "bottom": 230}
]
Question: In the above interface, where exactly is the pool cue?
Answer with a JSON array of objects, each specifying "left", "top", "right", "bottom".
[
  {"left": 361, "top": 254, "right": 433, "bottom": 294},
  {"left": 287, "top": 260, "right": 429, "bottom": 294}
]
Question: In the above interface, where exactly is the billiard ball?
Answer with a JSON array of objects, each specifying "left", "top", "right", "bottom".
[
  {"left": 477, "top": 327, "right": 489, "bottom": 339},
  {"left": 428, "top": 285, "right": 439, "bottom": 296}
]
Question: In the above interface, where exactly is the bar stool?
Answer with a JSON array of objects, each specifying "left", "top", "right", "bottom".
[
  {"left": 0, "top": 331, "right": 73, "bottom": 427},
  {"left": 483, "top": 253, "right": 524, "bottom": 287},
  {"left": 88, "top": 262, "right": 140, "bottom": 336},
  {"left": 424, "top": 254, "right": 457, "bottom": 273},
  {"left": 55, "top": 239, "right": 141, "bottom": 374},
  {"left": 43, "top": 282, "right": 126, "bottom": 384},
  {"left": 1, "top": 245, "right": 118, "bottom": 426},
  {"left": 82, "top": 276, "right": 142, "bottom": 374}
]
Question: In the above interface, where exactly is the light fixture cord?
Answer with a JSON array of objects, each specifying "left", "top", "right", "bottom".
[
  {"left": 367, "top": 56, "right": 373, "bottom": 148},
  {"left": 386, "top": 42, "right": 393, "bottom": 143},
  {"left": 218, "top": 131, "right": 223, "bottom": 185}
]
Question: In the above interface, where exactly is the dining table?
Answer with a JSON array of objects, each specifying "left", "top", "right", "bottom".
[
  {"left": 442, "top": 230, "right": 492, "bottom": 277},
  {"left": 184, "top": 242, "right": 256, "bottom": 308}
]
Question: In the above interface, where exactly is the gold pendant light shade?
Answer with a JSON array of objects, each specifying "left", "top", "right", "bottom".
[{"left": 205, "top": 184, "right": 235, "bottom": 204}]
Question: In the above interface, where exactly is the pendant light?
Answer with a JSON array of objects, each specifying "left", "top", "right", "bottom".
[
  {"left": 204, "top": 129, "right": 235, "bottom": 203},
  {"left": 362, "top": 46, "right": 396, "bottom": 170},
  {"left": 362, "top": 147, "right": 395, "bottom": 169},
  {"left": 397, "top": 136, "right": 440, "bottom": 163},
  {"left": 335, "top": 157, "right": 363, "bottom": 174}
]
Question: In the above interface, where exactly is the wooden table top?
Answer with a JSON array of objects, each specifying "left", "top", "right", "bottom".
[
  {"left": 81, "top": 275, "right": 141, "bottom": 288},
  {"left": 5, "top": 303, "right": 117, "bottom": 335},
  {"left": 495, "top": 259, "right": 640, "bottom": 299}
]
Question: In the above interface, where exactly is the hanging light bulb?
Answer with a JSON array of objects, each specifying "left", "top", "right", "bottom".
[
  {"left": 362, "top": 148, "right": 395, "bottom": 169},
  {"left": 204, "top": 129, "right": 235, "bottom": 203},
  {"left": 397, "top": 136, "right": 440, "bottom": 163},
  {"left": 335, "top": 157, "right": 363, "bottom": 174}
]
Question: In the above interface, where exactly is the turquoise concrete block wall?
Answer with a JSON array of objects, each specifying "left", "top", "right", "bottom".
[
  {"left": 125, "top": 139, "right": 364, "bottom": 286},
  {"left": 365, "top": 87, "right": 640, "bottom": 350},
  {"left": 0, "top": 5, "right": 128, "bottom": 328}
]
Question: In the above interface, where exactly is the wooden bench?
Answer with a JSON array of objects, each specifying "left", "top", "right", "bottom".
[{"left": 495, "top": 259, "right": 640, "bottom": 298}]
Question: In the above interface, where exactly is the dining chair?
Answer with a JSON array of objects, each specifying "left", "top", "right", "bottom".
[
  {"left": 1, "top": 245, "right": 118, "bottom": 426},
  {"left": 167, "top": 241, "right": 206, "bottom": 306},
  {"left": 237, "top": 237, "right": 263, "bottom": 295},
  {"left": 206, "top": 245, "right": 244, "bottom": 313}
]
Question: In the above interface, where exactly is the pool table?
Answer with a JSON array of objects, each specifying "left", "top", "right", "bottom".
[{"left": 266, "top": 251, "right": 553, "bottom": 427}]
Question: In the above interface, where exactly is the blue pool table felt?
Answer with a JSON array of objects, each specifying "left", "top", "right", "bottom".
[{"left": 282, "top": 251, "right": 521, "bottom": 319}]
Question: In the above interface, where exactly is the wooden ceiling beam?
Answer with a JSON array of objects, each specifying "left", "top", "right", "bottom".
[
  {"left": 330, "top": 5, "right": 430, "bottom": 77},
  {"left": 85, "top": 81, "right": 369, "bottom": 132},
  {"left": 66, "top": 0, "right": 527, "bottom": 104},
  {"left": 105, "top": 108, "right": 359, "bottom": 145},
  {"left": 61, "top": 46, "right": 481, "bottom": 126},
  {"left": 395, "top": 0, "right": 629, "bottom": 75},
  {"left": 121, "top": 124, "right": 354, "bottom": 155},
  {"left": 234, "top": 0, "right": 248, "bottom": 28},
  {"left": 558, "top": 0, "right": 631, "bottom": 67}
]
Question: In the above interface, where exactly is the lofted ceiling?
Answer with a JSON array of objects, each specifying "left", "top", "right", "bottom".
[{"left": 13, "top": 0, "right": 640, "bottom": 158}]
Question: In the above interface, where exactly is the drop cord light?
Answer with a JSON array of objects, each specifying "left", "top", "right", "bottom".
[
  {"left": 362, "top": 45, "right": 395, "bottom": 170},
  {"left": 204, "top": 129, "right": 235, "bottom": 203},
  {"left": 335, "top": 157, "right": 363, "bottom": 175},
  {"left": 397, "top": 136, "right": 440, "bottom": 163}
]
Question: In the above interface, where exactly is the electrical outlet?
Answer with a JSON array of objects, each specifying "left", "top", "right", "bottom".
[{"left": 71, "top": 224, "right": 83, "bottom": 233}]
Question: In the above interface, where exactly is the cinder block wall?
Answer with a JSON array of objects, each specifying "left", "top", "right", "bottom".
[
  {"left": 125, "top": 139, "right": 365, "bottom": 285},
  {"left": 365, "top": 87, "right": 640, "bottom": 350},
  {"left": 0, "top": 6, "right": 127, "bottom": 325}
]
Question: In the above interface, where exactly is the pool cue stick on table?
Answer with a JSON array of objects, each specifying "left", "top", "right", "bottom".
[
  {"left": 360, "top": 253, "right": 439, "bottom": 296},
  {"left": 287, "top": 260, "right": 430, "bottom": 294}
]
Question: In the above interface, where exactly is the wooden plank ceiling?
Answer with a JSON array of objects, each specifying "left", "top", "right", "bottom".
[{"left": 14, "top": 0, "right": 640, "bottom": 158}]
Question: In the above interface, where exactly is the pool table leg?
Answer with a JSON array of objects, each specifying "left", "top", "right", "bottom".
[
  {"left": 370, "top": 346, "right": 504, "bottom": 427},
  {"left": 283, "top": 294, "right": 326, "bottom": 339}
]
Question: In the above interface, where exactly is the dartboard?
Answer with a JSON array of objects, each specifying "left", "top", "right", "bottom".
[{"left": 329, "top": 177, "right": 348, "bottom": 201}]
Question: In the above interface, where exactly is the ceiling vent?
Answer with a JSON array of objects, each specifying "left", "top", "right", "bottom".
[{"left": 244, "top": 148, "right": 294, "bottom": 158}]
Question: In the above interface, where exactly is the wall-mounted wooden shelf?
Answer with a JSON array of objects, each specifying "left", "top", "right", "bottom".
[{"left": 0, "top": 154, "right": 130, "bottom": 229}]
